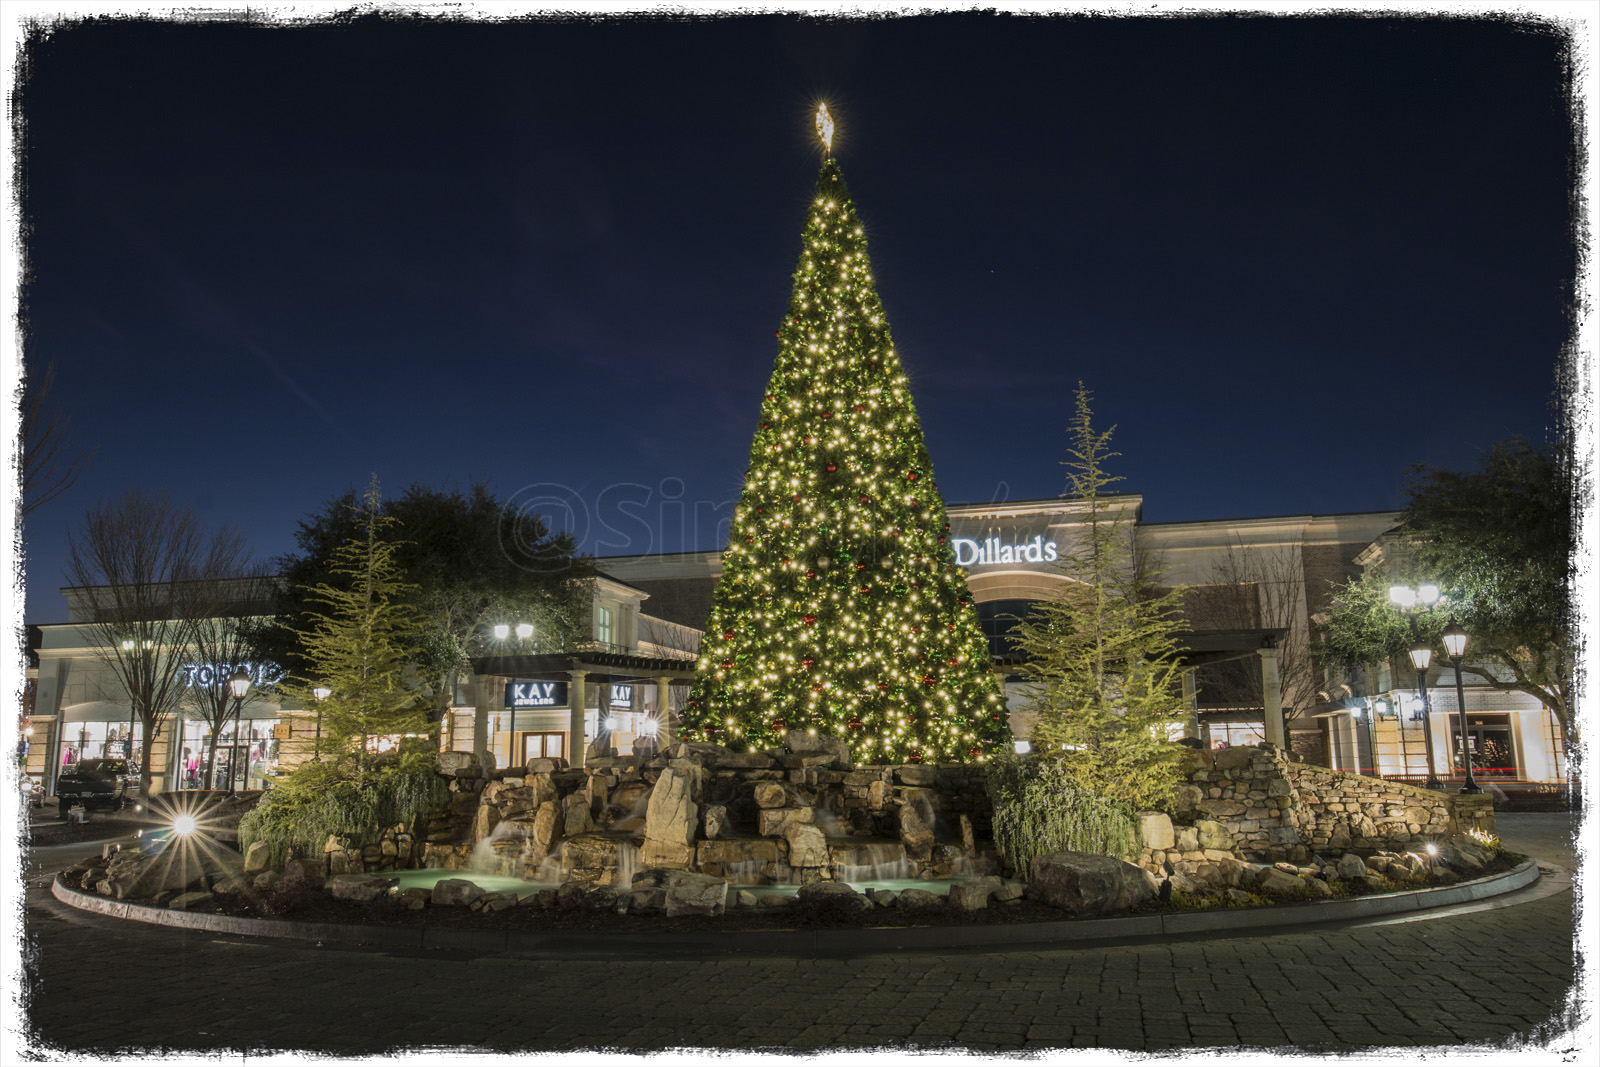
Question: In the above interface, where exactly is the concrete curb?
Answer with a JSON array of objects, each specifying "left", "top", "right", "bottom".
[{"left": 51, "top": 858, "right": 1541, "bottom": 959}]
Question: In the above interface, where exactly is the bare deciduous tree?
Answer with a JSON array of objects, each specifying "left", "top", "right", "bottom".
[
  {"left": 178, "top": 560, "right": 277, "bottom": 793},
  {"left": 65, "top": 490, "right": 256, "bottom": 798},
  {"left": 1186, "top": 539, "right": 1317, "bottom": 726},
  {"left": 20, "top": 361, "right": 97, "bottom": 516}
]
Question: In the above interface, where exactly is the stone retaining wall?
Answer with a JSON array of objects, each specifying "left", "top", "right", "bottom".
[{"left": 1162, "top": 744, "right": 1493, "bottom": 864}]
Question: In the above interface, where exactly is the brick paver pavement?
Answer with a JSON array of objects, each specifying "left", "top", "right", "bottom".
[{"left": 14, "top": 814, "right": 1583, "bottom": 1056}]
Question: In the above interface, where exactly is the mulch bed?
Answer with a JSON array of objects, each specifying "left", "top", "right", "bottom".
[
  {"left": 70, "top": 850, "right": 1529, "bottom": 936},
  {"left": 29, "top": 815, "right": 152, "bottom": 849}
]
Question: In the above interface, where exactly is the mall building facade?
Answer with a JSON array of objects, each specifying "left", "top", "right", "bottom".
[{"left": 23, "top": 495, "right": 1569, "bottom": 796}]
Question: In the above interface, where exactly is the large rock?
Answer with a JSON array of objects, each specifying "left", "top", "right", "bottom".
[
  {"left": 630, "top": 869, "right": 728, "bottom": 917},
  {"left": 1137, "top": 811, "right": 1175, "bottom": 851},
  {"left": 242, "top": 841, "right": 272, "bottom": 875},
  {"left": 785, "top": 731, "right": 852, "bottom": 768},
  {"left": 948, "top": 876, "right": 1003, "bottom": 911},
  {"left": 1026, "top": 852, "right": 1156, "bottom": 917},
  {"left": 438, "top": 751, "right": 481, "bottom": 777},
  {"left": 1194, "top": 819, "right": 1235, "bottom": 852},
  {"left": 758, "top": 806, "right": 813, "bottom": 836},
  {"left": 638, "top": 839, "right": 694, "bottom": 868},
  {"left": 431, "top": 878, "right": 486, "bottom": 907},
  {"left": 561, "top": 833, "right": 632, "bottom": 884},
  {"left": 753, "top": 782, "right": 789, "bottom": 809},
  {"left": 1335, "top": 853, "right": 1368, "bottom": 881},
  {"left": 1212, "top": 746, "right": 1256, "bottom": 771},
  {"left": 783, "top": 823, "right": 829, "bottom": 868},
  {"left": 329, "top": 874, "right": 398, "bottom": 903},
  {"left": 1255, "top": 868, "right": 1302, "bottom": 894},
  {"left": 167, "top": 891, "right": 213, "bottom": 911},
  {"left": 895, "top": 764, "right": 938, "bottom": 786},
  {"left": 471, "top": 801, "right": 502, "bottom": 846},
  {"left": 797, "top": 881, "right": 873, "bottom": 911},
  {"left": 702, "top": 804, "right": 728, "bottom": 840},
  {"left": 644, "top": 768, "right": 697, "bottom": 848},
  {"left": 698, "top": 838, "right": 780, "bottom": 868},
  {"left": 895, "top": 887, "right": 944, "bottom": 911},
  {"left": 532, "top": 800, "right": 565, "bottom": 855},
  {"left": 897, "top": 803, "right": 934, "bottom": 863},
  {"left": 562, "top": 793, "right": 596, "bottom": 835},
  {"left": 1170, "top": 783, "right": 1204, "bottom": 815}
]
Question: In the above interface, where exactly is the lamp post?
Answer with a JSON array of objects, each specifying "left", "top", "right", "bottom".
[
  {"left": 1407, "top": 642, "right": 1444, "bottom": 790},
  {"left": 312, "top": 685, "right": 331, "bottom": 761},
  {"left": 1390, "top": 583, "right": 1445, "bottom": 790},
  {"left": 227, "top": 668, "right": 250, "bottom": 795},
  {"left": 1441, "top": 620, "right": 1482, "bottom": 795}
]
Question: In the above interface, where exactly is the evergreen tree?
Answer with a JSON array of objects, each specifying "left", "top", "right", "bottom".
[
  {"left": 682, "top": 152, "right": 1008, "bottom": 764},
  {"left": 1012, "top": 385, "right": 1187, "bottom": 811},
  {"left": 278, "top": 479, "right": 434, "bottom": 771}
]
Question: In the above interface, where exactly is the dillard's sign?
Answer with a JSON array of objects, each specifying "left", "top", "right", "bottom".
[{"left": 952, "top": 534, "right": 1059, "bottom": 568}]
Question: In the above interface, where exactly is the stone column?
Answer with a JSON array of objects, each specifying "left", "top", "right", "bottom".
[
  {"left": 1257, "top": 646, "right": 1285, "bottom": 749},
  {"left": 594, "top": 680, "right": 612, "bottom": 758},
  {"left": 568, "top": 669, "right": 587, "bottom": 768},
  {"left": 655, "top": 676, "right": 674, "bottom": 750},
  {"left": 1181, "top": 669, "right": 1200, "bottom": 740},
  {"left": 471, "top": 674, "right": 491, "bottom": 763}
]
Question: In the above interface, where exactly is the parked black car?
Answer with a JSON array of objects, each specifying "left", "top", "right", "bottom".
[{"left": 55, "top": 758, "right": 138, "bottom": 816}]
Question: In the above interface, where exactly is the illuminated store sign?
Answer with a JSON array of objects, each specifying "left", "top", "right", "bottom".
[
  {"left": 953, "top": 535, "right": 1059, "bottom": 567},
  {"left": 177, "top": 662, "right": 284, "bottom": 688},
  {"left": 610, "top": 684, "right": 633, "bottom": 707},
  {"left": 506, "top": 681, "right": 569, "bottom": 708}
]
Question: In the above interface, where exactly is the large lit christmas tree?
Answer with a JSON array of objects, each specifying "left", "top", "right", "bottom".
[{"left": 682, "top": 107, "right": 1009, "bottom": 764}]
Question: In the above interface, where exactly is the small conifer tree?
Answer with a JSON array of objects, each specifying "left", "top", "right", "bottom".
[
  {"left": 1012, "top": 385, "right": 1187, "bottom": 811},
  {"left": 279, "top": 478, "right": 435, "bottom": 771}
]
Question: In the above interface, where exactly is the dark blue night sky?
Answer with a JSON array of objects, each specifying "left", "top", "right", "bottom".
[{"left": 15, "top": 10, "right": 1578, "bottom": 622}]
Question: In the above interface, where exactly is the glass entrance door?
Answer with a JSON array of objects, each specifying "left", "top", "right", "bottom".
[{"left": 1449, "top": 713, "right": 1518, "bottom": 779}]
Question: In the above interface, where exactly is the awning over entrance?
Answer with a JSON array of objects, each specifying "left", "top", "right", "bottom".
[{"left": 469, "top": 651, "right": 698, "bottom": 681}]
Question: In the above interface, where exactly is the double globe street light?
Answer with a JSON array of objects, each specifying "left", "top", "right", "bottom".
[
  {"left": 1390, "top": 584, "right": 1444, "bottom": 790},
  {"left": 1442, "top": 620, "right": 1483, "bottom": 794}
]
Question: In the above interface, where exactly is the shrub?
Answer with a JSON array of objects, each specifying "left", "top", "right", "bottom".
[
  {"left": 986, "top": 753, "right": 1137, "bottom": 875},
  {"left": 238, "top": 745, "right": 447, "bottom": 867}
]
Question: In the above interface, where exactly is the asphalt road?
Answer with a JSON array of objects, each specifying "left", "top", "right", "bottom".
[{"left": 14, "top": 812, "right": 1582, "bottom": 1057}]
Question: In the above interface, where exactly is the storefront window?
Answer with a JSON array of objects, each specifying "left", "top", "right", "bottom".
[
  {"left": 1208, "top": 721, "right": 1265, "bottom": 748},
  {"left": 178, "top": 719, "right": 280, "bottom": 790},
  {"left": 60, "top": 721, "right": 143, "bottom": 771}
]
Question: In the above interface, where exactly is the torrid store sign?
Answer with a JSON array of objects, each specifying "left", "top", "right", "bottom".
[{"left": 947, "top": 523, "right": 1062, "bottom": 569}]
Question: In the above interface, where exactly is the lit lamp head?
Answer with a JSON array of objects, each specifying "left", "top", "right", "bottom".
[
  {"left": 492, "top": 624, "right": 510, "bottom": 641},
  {"left": 514, "top": 623, "right": 534, "bottom": 640},
  {"left": 1388, "top": 585, "right": 1417, "bottom": 608},
  {"left": 312, "top": 685, "right": 331, "bottom": 701},
  {"left": 1442, "top": 620, "right": 1469, "bottom": 660},
  {"left": 1409, "top": 642, "right": 1433, "bottom": 672},
  {"left": 228, "top": 668, "right": 251, "bottom": 700}
]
